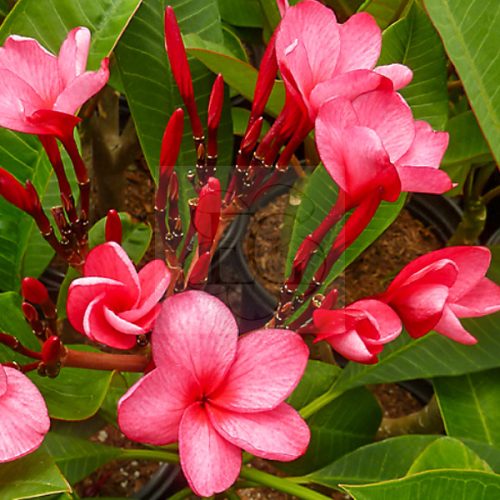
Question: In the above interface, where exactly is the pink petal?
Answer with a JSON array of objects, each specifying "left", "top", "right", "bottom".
[
  {"left": 67, "top": 277, "right": 132, "bottom": 333},
  {"left": 83, "top": 295, "right": 136, "bottom": 349},
  {"left": 120, "top": 260, "right": 170, "bottom": 323},
  {"left": 104, "top": 306, "right": 147, "bottom": 335},
  {"left": 397, "top": 165, "right": 453, "bottom": 194},
  {"left": 355, "top": 299, "right": 402, "bottom": 343},
  {"left": 397, "top": 120, "right": 449, "bottom": 168},
  {"left": 390, "top": 283, "right": 449, "bottom": 338},
  {"left": 179, "top": 403, "right": 241, "bottom": 497},
  {"left": 275, "top": 0, "right": 340, "bottom": 100},
  {"left": 118, "top": 368, "right": 193, "bottom": 446},
  {"left": 153, "top": 291, "right": 238, "bottom": 394},
  {"left": 314, "top": 309, "right": 358, "bottom": 339},
  {"left": 451, "top": 278, "right": 500, "bottom": 318},
  {"left": 0, "top": 367, "right": 49, "bottom": 463},
  {"left": 374, "top": 64, "right": 413, "bottom": 90},
  {"left": 0, "top": 367, "right": 6, "bottom": 398},
  {"left": 277, "top": 0, "right": 289, "bottom": 17},
  {"left": 434, "top": 306, "right": 478, "bottom": 345},
  {"left": 352, "top": 90, "right": 415, "bottom": 162},
  {"left": 0, "top": 35, "right": 61, "bottom": 104},
  {"left": 58, "top": 27, "right": 91, "bottom": 85},
  {"left": 326, "top": 329, "right": 376, "bottom": 363},
  {"left": 83, "top": 242, "right": 140, "bottom": 305},
  {"left": 336, "top": 13, "right": 381, "bottom": 73},
  {"left": 54, "top": 58, "right": 109, "bottom": 115},
  {"left": 208, "top": 402, "right": 310, "bottom": 461},
  {"left": 310, "top": 70, "right": 392, "bottom": 119},
  {"left": 212, "top": 329, "right": 308, "bottom": 413}
]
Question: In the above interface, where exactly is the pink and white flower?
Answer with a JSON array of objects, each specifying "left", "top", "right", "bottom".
[
  {"left": 313, "top": 299, "right": 402, "bottom": 363},
  {"left": 67, "top": 242, "right": 170, "bottom": 350},
  {"left": 0, "top": 365, "right": 50, "bottom": 462},
  {"left": 380, "top": 246, "right": 500, "bottom": 344},
  {"left": 118, "top": 291, "right": 310, "bottom": 497},
  {"left": 0, "top": 27, "right": 108, "bottom": 136}
]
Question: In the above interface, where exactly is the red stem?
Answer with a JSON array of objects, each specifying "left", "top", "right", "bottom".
[{"left": 62, "top": 348, "right": 149, "bottom": 372}]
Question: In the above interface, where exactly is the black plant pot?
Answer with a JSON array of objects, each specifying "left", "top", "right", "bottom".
[
  {"left": 134, "top": 464, "right": 184, "bottom": 500},
  {"left": 208, "top": 191, "right": 462, "bottom": 333}
]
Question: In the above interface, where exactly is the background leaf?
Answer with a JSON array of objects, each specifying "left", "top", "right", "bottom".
[
  {"left": 378, "top": 3, "right": 448, "bottom": 130},
  {"left": 357, "top": 0, "right": 410, "bottom": 29},
  {"left": 218, "top": 0, "right": 263, "bottom": 28},
  {"left": 424, "top": 0, "right": 500, "bottom": 165}
]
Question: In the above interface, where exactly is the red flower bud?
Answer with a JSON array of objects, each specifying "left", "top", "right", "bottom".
[
  {"left": 156, "top": 108, "right": 184, "bottom": 211},
  {"left": 22, "top": 277, "right": 49, "bottom": 305},
  {"left": 241, "top": 117, "right": 264, "bottom": 154},
  {"left": 0, "top": 168, "right": 30, "bottom": 212},
  {"left": 188, "top": 251, "right": 211, "bottom": 287},
  {"left": 208, "top": 74, "right": 224, "bottom": 134},
  {"left": 194, "top": 177, "right": 221, "bottom": 253},
  {"left": 105, "top": 209, "right": 122, "bottom": 244},
  {"left": 41, "top": 335, "right": 62, "bottom": 365},
  {"left": 22, "top": 302, "right": 39, "bottom": 323}
]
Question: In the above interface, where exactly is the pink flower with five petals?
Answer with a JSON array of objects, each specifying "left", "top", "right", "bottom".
[
  {"left": 0, "top": 365, "right": 50, "bottom": 462},
  {"left": 67, "top": 242, "right": 170, "bottom": 350},
  {"left": 0, "top": 27, "right": 108, "bottom": 136},
  {"left": 118, "top": 291, "right": 310, "bottom": 497},
  {"left": 380, "top": 246, "right": 500, "bottom": 344}
]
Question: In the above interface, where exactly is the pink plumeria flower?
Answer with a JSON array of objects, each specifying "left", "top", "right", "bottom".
[
  {"left": 275, "top": 0, "right": 412, "bottom": 120},
  {"left": 67, "top": 242, "right": 170, "bottom": 350},
  {"left": 313, "top": 299, "right": 402, "bottom": 364},
  {"left": 0, "top": 365, "right": 50, "bottom": 462},
  {"left": 316, "top": 89, "right": 452, "bottom": 206},
  {"left": 0, "top": 27, "right": 108, "bottom": 136},
  {"left": 380, "top": 246, "right": 500, "bottom": 344},
  {"left": 118, "top": 291, "right": 310, "bottom": 497}
]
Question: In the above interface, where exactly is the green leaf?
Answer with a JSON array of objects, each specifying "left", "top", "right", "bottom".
[
  {"left": 280, "top": 387, "right": 382, "bottom": 475},
  {"left": 0, "top": 0, "right": 142, "bottom": 70},
  {"left": 378, "top": 3, "right": 448, "bottom": 130},
  {"left": 407, "top": 437, "right": 491, "bottom": 474},
  {"left": 218, "top": 0, "right": 263, "bottom": 28},
  {"left": 29, "top": 347, "right": 115, "bottom": 421},
  {"left": 330, "top": 312, "right": 500, "bottom": 395},
  {"left": 462, "top": 439, "right": 500, "bottom": 473},
  {"left": 424, "top": 0, "right": 500, "bottom": 165},
  {"left": 0, "top": 449, "right": 70, "bottom": 500},
  {"left": 342, "top": 470, "right": 500, "bottom": 500},
  {"left": 232, "top": 107, "right": 270, "bottom": 137},
  {"left": 56, "top": 212, "right": 152, "bottom": 319},
  {"left": 43, "top": 432, "right": 121, "bottom": 485},
  {"left": 0, "top": 292, "right": 40, "bottom": 363},
  {"left": 308, "top": 435, "right": 440, "bottom": 488},
  {"left": 358, "top": 0, "right": 410, "bottom": 29},
  {"left": 222, "top": 24, "right": 249, "bottom": 62},
  {"left": 434, "top": 369, "right": 500, "bottom": 447}
]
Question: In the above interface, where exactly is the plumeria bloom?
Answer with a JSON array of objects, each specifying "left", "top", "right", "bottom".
[
  {"left": 118, "top": 291, "right": 310, "bottom": 496},
  {"left": 0, "top": 27, "right": 108, "bottom": 137},
  {"left": 313, "top": 299, "right": 402, "bottom": 363},
  {"left": 275, "top": 0, "right": 412, "bottom": 121},
  {"left": 316, "top": 89, "right": 452, "bottom": 207},
  {"left": 0, "top": 365, "right": 50, "bottom": 462},
  {"left": 67, "top": 242, "right": 170, "bottom": 350},
  {"left": 379, "top": 246, "right": 500, "bottom": 344}
]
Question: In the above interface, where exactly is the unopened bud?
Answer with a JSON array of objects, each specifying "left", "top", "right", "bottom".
[
  {"left": 41, "top": 336, "right": 62, "bottom": 366},
  {"left": 188, "top": 251, "right": 211, "bottom": 287},
  {"left": 105, "top": 209, "right": 122, "bottom": 244},
  {"left": 0, "top": 168, "right": 30, "bottom": 212},
  {"left": 194, "top": 177, "right": 221, "bottom": 253},
  {"left": 22, "top": 277, "right": 49, "bottom": 304}
]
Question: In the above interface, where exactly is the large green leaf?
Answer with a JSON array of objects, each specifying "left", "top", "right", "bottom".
[
  {"left": 0, "top": 449, "right": 70, "bottom": 500},
  {"left": 358, "top": 0, "right": 410, "bottom": 29},
  {"left": 29, "top": 347, "right": 115, "bottom": 421},
  {"left": 434, "top": 369, "right": 500, "bottom": 447},
  {"left": 342, "top": 470, "right": 500, "bottom": 500},
  {"left": 0, "top": 0, "right": 142, "bottom": 70},
  {"left": 43, "top": 432, "right": 121, "bottom": 485},
  {"left": 424, "top": 0, "right": 500, "bottom": 165},
  {"left": 308, "top": 435, "right": 440, "bottom": 487},
  {"left": 378, "top": 3, "right": 448, "bottom": 130},
  {"left": 218, "top": 0, "right": 263, "bottom": 28},
  {"left": 463, "top": 439, "right": 500, "bottom": 473},
  {"left": 329, "top": 312, "right": 500, "bottom": 395},
  {"left": 280, "top": 386, "right": 382, "bottom": 475}
]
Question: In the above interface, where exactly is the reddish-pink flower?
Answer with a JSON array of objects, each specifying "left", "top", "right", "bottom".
[
  {"left": 0, "top": 365, "right": 50, "bottom": 462},
  {"left": 313, "top": 299, "right": 402, "bottom": 364},
  {"left": 118, "top": 291, "right": 310, "bottom": 497},
  {"left": 275, "top": 0, "right": 412, "bottom": 120},
  {"left": 67, "top": 242, "right": 170, "bottom": 350},
  {"left": 380, "top": 246, "right": 500, "bottom": 344},
  {"left": 0, "top": 27, "right": 108, "bottom": 136},
  {"left": 316, "top": 89, "right": 451, "bottom": 205}
]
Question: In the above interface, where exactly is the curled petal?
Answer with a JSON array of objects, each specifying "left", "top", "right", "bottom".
[
  {"left": 179, "top": 403, "right": 241, "bottom": 497},
  {"left": 326, "top": 329, "right": 377, "bottom": 364},
  {"left": 58, "top": 27, "right": 91, "bottom": 84},
  {"left": 397, "top": 165, "right": 453, "bottom": 194},
  {"left": 355, "top": 299, "right": 402, "bottom": 343},
  {"left": 208, "top": 403, "right": 310, "bottom": 461},
  {"left": 451, "top": 278, "right": 500, "bottom": 318},
  {"left": 212, "top": 329, "right": 308, "bottom": 413},
  {"left": 434, "top": 306, "right": 478, "bottom": 345},
  {"left": 374, "top": 64, "right": 413, "bottom": 90}
]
